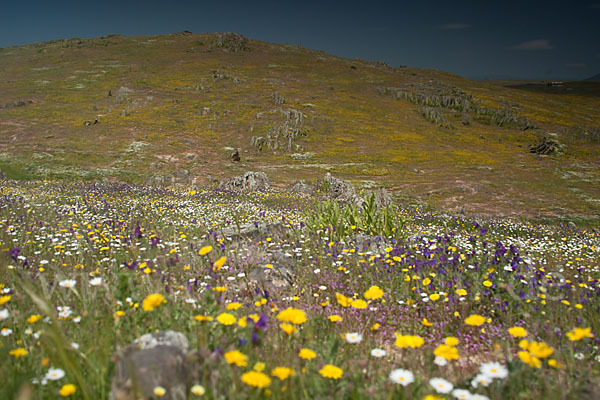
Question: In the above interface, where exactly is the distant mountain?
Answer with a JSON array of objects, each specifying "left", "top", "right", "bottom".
[{"left": 585, "top": 73, "right": 600, "bottom": 81}]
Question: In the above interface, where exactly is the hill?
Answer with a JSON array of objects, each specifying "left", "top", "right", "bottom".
[
  {"left": 0, "top": 32, "right": 599, "bottom": 222},
  {"left": 585, "top": 73, "right": 600, "bottom": 81}
]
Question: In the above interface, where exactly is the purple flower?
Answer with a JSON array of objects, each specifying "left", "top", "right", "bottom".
[{"left": 9, "top": 247, "right": 19, "bottom": 261}]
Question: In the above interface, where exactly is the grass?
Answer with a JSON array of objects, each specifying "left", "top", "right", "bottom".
[
  {"left": 0, "top": 179, "right": 599, "bottom": 399},
  {"left": 1, "top": 32, "right": 599, "bottom": 221}
]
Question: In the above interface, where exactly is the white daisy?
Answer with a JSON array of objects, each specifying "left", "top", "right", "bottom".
[
  {"left": 429, "top": 377, "right": 454, "bottom": 393},
  {"left": 370, "top": 348, "right": 387, "bottom": 358},
  {"left": 1, "top": 328, "right": 13, "bottom": 336},
  {"left": 59, "top": 279, "right": 76, "bottom": 288},
  {"left": 89, "top": 277, "right": 102, "bottom": 286},
  {"left": 434, "top": 356, "right": 448, "bottom": 366},
  {"left": 345, "top": 332, "right": 363, "bottom": 344},
  {"left": 45, "top": 368, "right": 65, "bottom": 381},
  {"left": 452, "top": 388, "right": 473, "bottom": 400},
  {"left": 0, "top": 309, "right": 9, "bottom": 320},
  {"left": 479, "top": 362, "right": 508, "bottom": 379},
  {"left": 389, "top": 369, "right": 414, "bottom": 386},
  {"left": 471, "top": 394, "right": 490, "bottom": 400},
  {"left": 471, "top": 373, "right": 493, "bottom": 388}
]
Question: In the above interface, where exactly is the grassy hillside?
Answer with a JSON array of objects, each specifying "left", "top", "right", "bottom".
[{"left": 1, "top": 32, "right": 599, "bottom": 222}]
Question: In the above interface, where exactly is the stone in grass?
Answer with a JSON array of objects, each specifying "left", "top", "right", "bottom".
[
  {"left": 109, "top": 331, "right": 199, "bottom": 400},
  {"left": 219, "top": 171, "right": 269, "bottom": 192},
  {"left": 248, "top": 250, "right": 296, "bottom": 290}
]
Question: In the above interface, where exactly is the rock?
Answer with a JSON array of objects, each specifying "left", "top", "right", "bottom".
[
  {"left": 567, "top": 221, "right": 577, "bottom": 230},
  {"left": 209, "top": 32, "right": 250, "bottom": 52},
  {"left": 230, "top": 149, "right": 240, "bottom": 162},
  {"left": 135, "top": 331, "right": 190, "bottom": 352},
  {"left": 219, "top": 172, "right": 270, "bottom": 192},
  {"left": 373, "top": 188, "right": 393, "bottom": 209},
  {"left": 290, "top": 180, "right": 313, "bottom": 195},
  {"left": 250, "top": 136, "right": 266, "bottom": 151},
  {"left": 221, "top": 221, "right": 284, "bottom": 242},
  {"left": 322, "top": 173, "right": 364, "bottom": 207},
  {"left": 529, "top": 134, "right": 564, "bottom": 155},
  {"left": 110, "top": 331, "right": 198, "bottom": 400},
  {"left": 248, "top": 251, "right": 295, "bottom": 290},
  {"left": 290, "top": 152, "right": 314, "bottom": 160}
]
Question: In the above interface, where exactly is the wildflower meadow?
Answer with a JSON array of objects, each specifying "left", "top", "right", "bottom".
[{"left": 1, "top": 180, "right": 599, "bottom": 399}]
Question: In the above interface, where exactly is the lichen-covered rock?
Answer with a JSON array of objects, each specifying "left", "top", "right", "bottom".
[
  {"left": 248, "top": 251, "right": 296, "bottom": 290},
  {"left": 219, "top": 172, "right": 270, "bottom": 192},
  {"left": 290, "top": 180, "right": 313, "bottom": 195},
  {"left": 322, "top": 173, "right": 364, "bottom": 208},
  {"left": 110, "top": 331, "right": 198, "bottom": 400}
]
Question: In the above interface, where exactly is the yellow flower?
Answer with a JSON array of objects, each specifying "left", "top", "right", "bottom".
[
  {"left": 277, "top": 308, "right": 307, "bottom": 325},
  {"left": 216, "top": 313, "right": 236, "bottom": 325},
  {"left": 519, "top": 339, "right": 530, "bottom": 350},
  {"left": 59, "top": 384, "right": 77, "bottom": 397},
  {"left": 253, "top": 362, "right": 266, "bottom": 372},
  {"left": 528, "top": 342, "right": 554, "bottom": 359},
  {"left": 422, "top": 278, "right": 431, "bottom": 286},
  {"left": 508, "top": 326, "right": 528, "bottom": 338},
  {"left": 238, "top": 317, "right": 248, "bottom": 327},
  {"left": 328, "top": 315, "right": 343, "bottom": 323},
  {"left": 194, "top": 315, "right": 213, "bottom": 322},
  {"left": 226, "top": 302, "right": 242, "bottom": 310},
  {"left": 9, "top": 348, "right": 28, "bottom": 358},
  {"left": 153, "top": 386, "right": 166, "bottom": 397},
  {"left": 213, "top": 256, "right": 227, "bottom": 271},
  {"left": 518, "top": 351, "right": 541, "bottom": 368},
  {"left": 548, "top": 359, "right": 565, "bottom": 369},
  {"left": 394, "top": 334, "right": 425, "bottom": 349},
  {"left": 424, "top": 396, "right": 445, "bottom": 400},
  {"left": 456, "top": 289, "right": 467, "bottom": 296},
  {"left": 483, "top": 280, "right": 492, "bottom": 287},
  {"left": 224, "top": 350, "right": 248, "bottom": 367},
  {"left": 566, "top": 327, "right": 594, "bottom": 341},
  {"left": 241, "top": 371, "right": 271, "bottom": 388},
  {"left": 142, "top": 293, "right": 166, "bottom": 311},
  {"left": 370, "top": 323, "right": 381, "bottom": 331},
  {"left": 429, "top": 293, "right": 440, "bottom": 301},
  {"left": 212, "top": 286, "right": 227, "bottom": 293},
  {"left": 364, "top": 286, "right": 384, "bottom": 300},
  {"left": 444, "top": 336, "right": 459, "bottom": 346},
  {"left": 271, "top": 367, "right": 295, "bottom": 380},
  {"left": 0, "top": 295, "right": 11, "bottom": 305},
  {"left": 421, "top": 318, "right": 433, "bottom": 327},
  {"left": 190, "top": 384, "right": 206, "bottom": 396},
  {"left": 464, "top": 314, "right": 486, "bottom": 326},
  {"left": 434, "top": 344, "right": 459, "bottom": 361},
  {"left": 280, "top": 323, "right": 297, "bottom": 335},
  {"left": 335, "top": 292, "right": 351, "bottom": 307},
  {"left": 298, "top": 348, "right": 317, "bottom": 360},
  {"left": 27, "top": 314, "right": 42, "bottom": 324},
  {"left": 198, "top": 245, "right": 212, "bottom": 255},
  {"left": 319, "top": 364, "right": 343, "bottom": 379},
  {"left": 351, "top": 299, "right": 368, "bottom": 309}
]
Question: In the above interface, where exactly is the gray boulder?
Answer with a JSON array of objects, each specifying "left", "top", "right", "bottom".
[
  {"left": 110, "top": 331, "right": 198, "bottom": 400},
  {"left": 248, "top": 251, "right": 295, "bottom": 290},
  {"left": 322, "top": 173, "right": 364, "bottom": 207},
  {"left": 219, "top": 172, "right": 269, "bottom": 192},
  {"left": 290, "top": 180, "right": 313, "bottom": 195}
]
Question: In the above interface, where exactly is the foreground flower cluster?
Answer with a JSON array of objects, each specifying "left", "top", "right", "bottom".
[{"left": 0, "top": 180, "right": 599, "bottom": 399}]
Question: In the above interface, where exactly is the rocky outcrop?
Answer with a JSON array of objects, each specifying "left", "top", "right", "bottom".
[
  {"left": 110, "top": 331, "right": 198, "bottom": 400},
  {"left": 219, "top": 172, "right": 269, "bottom": 192},
  {"left": 221, "top": 221, "right": 284, "bottom": 242}
]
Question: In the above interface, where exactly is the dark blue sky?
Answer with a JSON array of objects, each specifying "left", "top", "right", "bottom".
[{"left": 1, "top": 0, "right": 599, "bottom": 80}]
